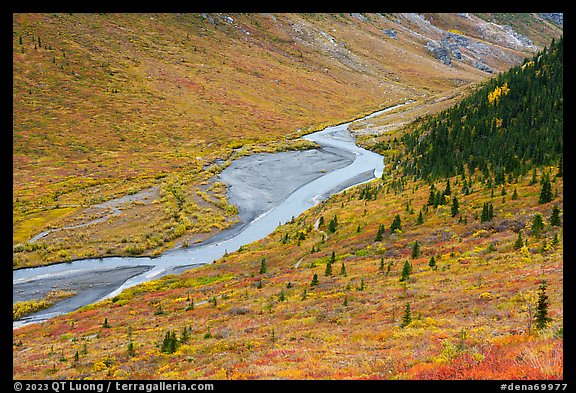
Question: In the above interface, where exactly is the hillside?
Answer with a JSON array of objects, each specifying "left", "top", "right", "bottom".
[
  {"left": 13, "top": 33, "right": 563, "bottom": 380},
  {"left": 12, "top": 12, "right": 562, "bottom": 268}
]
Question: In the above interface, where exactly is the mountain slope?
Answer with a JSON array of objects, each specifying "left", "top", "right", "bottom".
[
  {"left": 12, "top": 13, "right": 562, "bottom": 268},
  {"left": 13, "top": 34, "right": 563, "bottom": 380}
]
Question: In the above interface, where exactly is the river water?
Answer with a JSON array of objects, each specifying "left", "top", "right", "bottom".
[{"left": 13, "top": 102, "right": 409, "bottom": 329}]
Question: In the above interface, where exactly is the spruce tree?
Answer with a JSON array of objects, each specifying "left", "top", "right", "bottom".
[
  {"left": 416, "top": 210, "right": 424, "bottom": 225},
  {"left": 400, "top": 302, "right": 412, "bottom": 328},
  {"left": 259, "top": 258, "right": 267, "bottom": 274},
  {"left": 534, "top": 280, "right": 552, "bottom": 330},
  {"left": 514, "top": 231, "right": 524, "bottom": 250},
  {"left": 512, "top": 188, "right": 518, "bottom": 200},
  {"left": 480, "top": 203, "right": 488, "bottom": 222},
  {"left": 411, "top": 240, "right": 421, "bottom": 259},
  {"left": 374, "top": 224, "right": 384, "bottom": 241},
  {"left": 180, "top": 326, "right": 190, "bottom": 344},
  {"left": 530, "top": 168, "right": 538, "bottom": 185},
  {"left": 428, "top": 255, "right": 436, "bottom": 269},
  {"left": 328, "top": 216, "right": 337, "bottom": 233},
  {"left": 556, "top": 156, "right": 563, "bottom": 178},
  {"left": 161, "top": 331, "right": 178, "bottom": 354},
  {"left": 390, "top": 214, "right": 402, "bottom": 232},
  {"left": 310, "top": 273, "right": 319, "bottom": 286},
  {"left": 427, "top": 185, "right": 436, "bottom": 206},
  {"left": 538, "top": 174, "right": 554, "bottom": 204},
  {"left": 550, "top": 204, "right": 561, "bottom": 227},
  {"left": 386, "top": 260, "right": 392, "bottom": 276},
  {"left": 443, "top": 178, "right": 451, "bottom": 196},
  {"left": 400, "top": 260, "right": 411, "bottom": 282},
  {"left": 451, "top": 195, "right": 459, "bottom": 217},
  {"left": 531, "top": 214, "right": 545, "bottom": 237},
  {"left": 340, "top": 261, "right": 347, "bottom": 277},
  {"left": 480, "top": 202, "right": 494, "bottom": 223},
  {"left": 324, "top": 260, "right": 333, "bottom": 276},
  {"left": 127, "top": 342, "right": 135, "bottom": 357}
]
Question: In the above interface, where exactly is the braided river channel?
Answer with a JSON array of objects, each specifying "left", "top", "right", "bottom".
[{"left": 13, "top": 102, "right": 411, "bottom": 328}]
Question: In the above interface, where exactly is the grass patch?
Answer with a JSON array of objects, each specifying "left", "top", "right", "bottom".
[{"left": 13, "top": 290, "right": 76, "bottom": 320}]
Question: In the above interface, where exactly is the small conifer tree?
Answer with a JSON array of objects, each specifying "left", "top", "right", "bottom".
[
  {"left": 416, "top": 210, "right": 424, "bottom": 224},
  {"left": 534, "top": 280, "right": 552, "bottom": 330},
  {"left": 324, "top": 260, "right": 333, "bottom": 276},
  {"left": 411, "top": 240, "right": 421, "bottom": 259},
  {"left": 514, "top": 231, "right": 524, "bottom": 250},
  {"left": 340, "top": 261, "right": 347, "bottom": 277},
  {"left": 328, "top": 216, "right": 337, "bottom": 233},
  {"left": 531, "top": 214, "right": 545, "bottom": 237},
  {"left": 310, "top": 273, "right": 319, "bottom": 286},
  {"left": 550, "top": 205, "right": 561, "bottom": 227},
  {"left": 530, "top": 168, "right": 538, "bottom": 185},
  {"left": 390, "top": 214, "right": 402, "bottom": 232},
  {"left": 400, "top": 302, "right": 412, "bottom": 328},
  {"left": 538, "top": 174, "right": 554, "bottom": 204},
  {"left": 374, "top": 224, "right": 384, "bottom": 241},
  {"left": 443, "top": 178, "right": 451, "bottom": 196},
  {"left": 400, "top": 260, "right": 411, "bottom": 282},
  {"left": 451, "top": 195, "right": 459, "bottom": 217}
]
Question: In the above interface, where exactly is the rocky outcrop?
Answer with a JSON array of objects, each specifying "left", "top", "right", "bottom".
[
  {"left": 539, "top": 13, "right": 563, "bottom": 26},
  {"left": 383, "top": 29, "right": 397, "bottom": 39},
  {"left": 502, "top": 25, "right": 534, "bottom": 48},
  {"left": 473, "top": 61, "right": 493, "bottom": 73},
  {"left": 426, "top": 41, "right": 451, "bottom": 65}
]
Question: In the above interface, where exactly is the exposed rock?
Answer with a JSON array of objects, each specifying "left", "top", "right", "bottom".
[
  {"left": 441, "top": 33, "right": 467, "bottom": 60},
  {"left": 502, "top": 25, "right": 534, "bottom": 47},
  {"left": 445, "top": 32, "right": 470, "bottom": 47},
  {"left": 426, "top": 41, "right": 451, "bottom": 65},
  {"left": 473, "top": 60, "right": 493, "bottom": 73},
  {"left": 383, "top": 29, "right": 397, "bottom": 39},
  {"left": 200, "top": 13, "right": 217, "bottom": 25},
  {"left": 451, "top": 47, "right": 462, "bottom": 60},
  {"left": 540, "top": 13, "right": 563, "bottom": 26},
  {"left": 350, "top": 13, "right": 368, "bottom": 22}
]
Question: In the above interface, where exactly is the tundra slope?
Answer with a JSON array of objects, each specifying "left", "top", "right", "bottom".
[{"left": 13, "top": 13, "right": 561, "bottom": 268}]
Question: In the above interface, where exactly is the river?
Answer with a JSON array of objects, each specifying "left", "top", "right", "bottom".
[{"left": 13, "top": 101, "right": 411, "bottom": 329}]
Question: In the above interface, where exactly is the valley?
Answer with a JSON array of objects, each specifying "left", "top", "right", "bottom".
[{"left": 13, "top": 13, "right": 563, "bottom": 381}]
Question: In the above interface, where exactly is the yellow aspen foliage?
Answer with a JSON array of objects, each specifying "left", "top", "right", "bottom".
[
  {"left": 521, "top": 60, "right": 534, "bottom": 71},
  {"left": 487, "top": 83, "right": 510, "bottom": 105}
]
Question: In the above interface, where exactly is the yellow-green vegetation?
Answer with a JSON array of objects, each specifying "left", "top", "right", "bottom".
[
  {"left": 14, "top": 13, "right": 556, "bottom": 268},
  {"left": 13, "top": 13, "right": 563, "bottom": 379},
  {"left": 13, "top": 164, "right": 563, "bottom": 379},
  {"left": 13, "top": 290, "right": 76, "bottom": 320}
]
